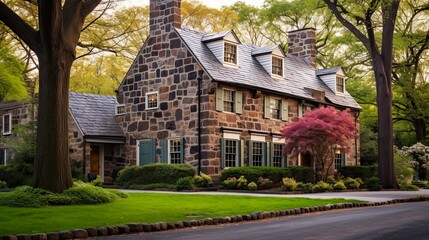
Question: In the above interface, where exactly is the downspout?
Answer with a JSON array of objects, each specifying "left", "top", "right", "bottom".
[
  {"left": 354, "top": 111, "right": 360, "bottom": 166},
  {"left": 197, "top": 75, "right": 203, "bottom": 175}
]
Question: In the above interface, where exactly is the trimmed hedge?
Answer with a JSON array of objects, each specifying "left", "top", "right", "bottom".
[
  {"left": 116, "top": 164, "right": 196, "bottom": 188},
  {"left": 220, "top": 166, "right": 314, "bottom": 184},
  {"left": 338, "top": 166, "right": 377, "bottom": 180}
]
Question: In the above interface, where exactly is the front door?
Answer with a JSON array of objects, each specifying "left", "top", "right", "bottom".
[{"left": 90, "top": 146, "right": 100, "bottom": 175}]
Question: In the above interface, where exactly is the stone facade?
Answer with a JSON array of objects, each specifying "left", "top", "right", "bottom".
[
  {"left": 0, "top": 102, "right": 34, "bottom": 150},
  {"left": 287, "top": 28, "right": 317, "bottom": 68}
]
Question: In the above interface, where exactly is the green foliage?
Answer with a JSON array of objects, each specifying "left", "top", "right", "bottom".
[
  {"left": 365, "top": 177, "right": 382, "bottom": 191},
  {"left": 281, "top": 177, "right": 297, "bottom": 191},
  {"left": 312, "top": 181, "right": 332, "bottom": 193},
  {"left": 394, "top": 147, "right": 415, "bottom": 184},
  {"left": 296, "top": 182, "right": 314, "bottom": 193},
  {"left": 0, "top": 44, "right": 27, "bottom": 101},
  {"left": 360, "top": 126, "right": 378, "bottom": 165},
  {"left": 256, "top": 177, "right": 273, "bottom": 189},
  {"left": 401, "top": 143, "right": 429, "bottom": 180},
  {"left": 247, "top": 182, "right": 257, "bottom": 191},
  {"left": 344, "top": 177, "right": 361, "bottom": 189},
  {"left": 70, "top": 160, "right": 87, "bottom": 182},
  {"left": 194, "top": 171, "right": 212, "bottom": 188},
  {"left": 175, "top": 177, "right": 196, "bottom": 191},
  {"left": 0, "top": 182, "right": 127, "bottom": 207},
  {"left": 91, "top": 175, "right": 103, "bottom": 187},
  {"left": 220, "top": 166, "right": 314, "bottom": 184},
  {"left": 333, "top": 181, "right": 346, "bottom": 190},
  {"left": 222, "top": 177, "right": 238, "bottom": 189},
  {"left": 116, "top": 164, "right": 196, "bottom": 188},
  {"left": 399, "top": 184, "right": 419, "bottom": 191},
  {"left": 338, "top": 166, "right": 377, "bottom": 180},
  {"left": 0, "top": 181, "right": 8, "bottom": 189},
  {"left": 326, "top": 176, "right": 337, "bottom": 185},
  {"left": 237, "top": 176, "right": 248, "bottom": 189}
]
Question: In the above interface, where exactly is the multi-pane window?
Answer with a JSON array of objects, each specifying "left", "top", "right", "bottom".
[
  {"left": 334, "top": 150, "right": 345, "bottom": 170},
  {"left": 270, "top": 98, "right": 281, "bottom": 120},
  {"left": 116, "top": 105, "right": 125, "bottom": 115},
  {"left": 146, "top": 92, "right": 159, "bottom": 109},
  {"left": 2, "top": 114, "right": 11, "bottom": 135},
  {"left": 272, "top": 143, "right": 284, "bottom": 167},
  {"left": 336, "top": 76, "right": 344, "bottom": 93},
  {"left": 251, "top": 142, "right": 264, "bottom": 166},
  {"left": 223, "top": 89, "right": 235, "bottom": 112},
  {"left": 224, "top": 140, "right": 238, "bottom": 168},
  {"left": 169, "top": 139, "right": 182, "bottom": 164},
  {"left": 224, "top": 43, "right": 237, "bottom": 64},
  {"left": 272, "top": 57, "right": 283, "bottom": 76}
]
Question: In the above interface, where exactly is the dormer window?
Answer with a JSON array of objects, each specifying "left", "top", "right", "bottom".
[
  {"left": 336, "top": 76, "right": 345, "bottom": 94},
  {"left": 272, "top": 56, "right": 283, "bottom": 77},
  {"left": 224, "top": 43, "right": 237, "bottom": 65}
]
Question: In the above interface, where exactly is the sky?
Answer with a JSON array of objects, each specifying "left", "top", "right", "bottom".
[{"left": 123, "top": 0, "right": 264, "bottom": 9}]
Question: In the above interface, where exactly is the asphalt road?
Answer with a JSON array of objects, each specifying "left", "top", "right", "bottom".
[{"left": 94, "top": 202, "right": 429, "bottom": 240}]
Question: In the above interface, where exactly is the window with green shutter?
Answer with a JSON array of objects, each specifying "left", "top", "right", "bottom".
[
  {"left": 271, "top": 143, "right": 286, "bottom": 167},
  {"left": 248, "top": 141, "right": 267, "bottom": 166},
  {"left": 221, "top": 139, "right": 242, "bottom": 168},
  {"left": 161, "top": 138, "right": 184, "bottom": 164},
  {"left": 264, "top": 96, "right": 288, "bottom": 121},
  {"left": 216, "top": 87, "right": 242, "bottom": 114}
]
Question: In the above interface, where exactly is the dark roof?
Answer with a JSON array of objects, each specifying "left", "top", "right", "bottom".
[
  {"left": 0, "top": 101, "right": 29, "bottom": 111},
  {"left": 201, "top": 30, "right": 241, "bottom": 43},
  {"left": 251, "top": 45, "right": 285, "bottom": 56},
  {"left": 69, "top": 92, "right": 124, "bottom": 138},
  {"left": 176, "top": 27, "right": 361, "bottom": 110},
  {"left": 315, "top": 67, "right": 343, "bottom": 76}
]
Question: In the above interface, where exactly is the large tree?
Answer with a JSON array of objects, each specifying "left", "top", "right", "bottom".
[
  {"left": 0, "top": 0, "right": 101, "bottom": 192},
  {"left": 323, "top": 0, "right": 399, "bottom": 189}
]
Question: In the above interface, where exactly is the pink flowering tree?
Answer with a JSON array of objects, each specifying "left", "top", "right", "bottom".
[{"left": 281, "top": 107, "right": 356, "bottom": 181}]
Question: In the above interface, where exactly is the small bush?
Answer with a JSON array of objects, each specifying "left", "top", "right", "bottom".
[
  {"left": 222, "top": 177, "right": 237, "bottom": 189},
  {"left": 256, "top": 177, "right": 273, "bottom": 189},
  {"left": 194, "top": 172, "right": 212, "bottom": 188},
  {"left": 296, "top": 182, "right": 314, "bottom": 193},
  {"left": 129, "top": 183, "right": 177, "bottom": 190},
  {"left": 0, "top": 181, "right": 7, "bottom": 189},
  {"left": 333, "top": 181, "right": 346, "bottom": 190},
  {"left": 344, "top": 177, "right": 361, "bottom": 189},
  {"left": 281, "top": 177, "right": 297, "bottom": 191},
  {"left": 248, "top": 182, "right": 257, "bottom": 190},
  {"left": 237, "top": 176, "right": 248, "bottom": 189},
  {"left": 63, "top": 181, "right": 127, "bottom": 204},
  {"left": 91, "top": 175, "right": 103, "bottom": 187},
  {"left": 116, "top": 164, "right": 196, "bottom": 188},
  {"left": 338, "top": 166, "right": 377, "bottom": 180},
  {"left": 176, "top": 177, "right": 196, "bottom": 191},
  {"left": 399, "top": 184, "right": 419, "bottom": 191},
  {"left": 326, "top": 176, "right": 337, "bottom": 185},
  {"left": 365, "top": 177, "right": 382, "bottom": 191},
  {"left": 312, "top": 181, "right": 332, "bottom": 193}
]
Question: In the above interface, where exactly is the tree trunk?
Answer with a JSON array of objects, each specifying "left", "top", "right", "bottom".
[
  {"left": 413, "top": 119, "right": 426, "bottom": 142},
  {"left": 33, "top": 48, "right": 73, "bottom": 193}
]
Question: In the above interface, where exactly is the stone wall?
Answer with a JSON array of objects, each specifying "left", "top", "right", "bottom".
[
  {"left": 287, "top": 28, "right": 317, "bottom": 68},
  {"left": 68, "top": 112, "right": 84, "bottom": 164},
  {"left": 0, "top": 103, "right": 33, "bottom": 149}
]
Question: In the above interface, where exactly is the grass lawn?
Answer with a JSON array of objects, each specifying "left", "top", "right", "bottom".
[{"left": 0, "top": 192, "right": 360, "bottom": 235}]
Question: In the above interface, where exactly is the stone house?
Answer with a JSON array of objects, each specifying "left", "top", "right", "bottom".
[{"left": 115, "top": 0, "right": 361, "bottom": 180}]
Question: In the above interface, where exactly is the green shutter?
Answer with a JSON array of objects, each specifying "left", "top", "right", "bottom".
[
  {"left": 264, "top": 96, "right": 270, "bottom": 119},
  {"left": 262, "top": 142, "right": 267, "bottom": 166},
  {"left": 248, "top": 140, "right": 253, "bottom": 166},
  {"left": 220, "top": 139, "right": 225, "bottom": 168},
  {"left": 235, "top": 90, "right": 242, "bottom": 114},
  {"left": 138, "top": 139, "right": 156, "bottom": 165},
  {"left": 236, "top": 140, "right": 241, "bottom": 167},
  {"left": 267, "top": 142, "right": 273, "bottom": 167},
  {"left": 180, "top": 137, "right": 185, "bottom": 164},
  {"left": 343, "top": 151, "right": 346, "bottom": 167},
  {"left": 216, "top": 88, "right": 224, "bottom": 111},
  {"left": 161, "top": 139, "right": 168, "bottom": 163},
  {"left": 281, "top": 99, "right": 288, "bottom": 121}
]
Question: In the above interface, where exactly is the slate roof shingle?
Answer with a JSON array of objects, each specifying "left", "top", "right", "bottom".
[
  {"left": 315, "top": 67, "right": 343, "bottom": 76},
  {"left": 176, "top": 27, "right": 361, "bottom": 110},
  {"left": 69, "top": 92, "right": 124, "bottom": 138}
]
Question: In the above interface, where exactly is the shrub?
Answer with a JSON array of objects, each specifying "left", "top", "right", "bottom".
[
  {"left": 344, "top": 177, "right": 361, "bottom": 189},
  {"left": 237, "top": 176, "right": 248, "bottom": 189},
  {"left": 296, "top": 182, "right": 314, "bottom": 193},
  {"left": 116, "top": 164, "right": 196, "bottom": 188},
  {"left": 222, "top": 177, "right": 237, "bottom": 189},
  {"left": 333, "top": 181, "right": 346, "bottom": 190},
  {"left": 63, "top": 181, "right": 127, "bottom": 204},
  {"left": 256, "top": 177, "right": 273, "bottom": 189},
  {"left": 394, "top": 147, "right": 415, "bottom": 184},
  {"left": 312, "top": 181, "right": 332, "bottom": 193},
  {"left": 176, "top": 177, "right": 196, "bottom": 191},
  {"left": 326, "top": 176, "right": 337, "bottom": 185},
  {"left": 281, "top": 177, "right": 297, "bottom": 191},
  {"left": 194, "top": 172, "right": 212, "bottom": 188},
  {"left": 365, "top": 177, "right": 382, "bottom": 191},
  {"left": 338, "top": 166, "right": 377, "bottom": 180},
  {"left": 71, "top": 160, "right": 87, "bottom": 182},
  {"left": 0, "top": 180, "right": 7, "bottom": 189},
  {"left": 91, "top": 175, "right": 103, "bottom": 187},
  {"left": 220, "top": 166, "right": 314, "bottom": 184},
  {"left": 399, "top": 184, "right": 419, "bottom": 191},
  {"left": 248, "top": 182, "right": 257, "bottom": 190}
]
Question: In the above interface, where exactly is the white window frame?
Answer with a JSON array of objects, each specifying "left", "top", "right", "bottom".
[
  {"left": 222, "top": 132, "right": 242, "bottom": 168},
  {"left": 223, "top": 88, "right": 236, "bottom": 113},
  {"left": 271, "top": 56, "right": 284, "bottom": 78},
  {"left": 115, "top": 104, "right": 125, "bottom": 116},
  {"left": 168, "top": 138, "right": 182, "bottom": 164},
  {"left": 223, "top": 41, "right": 239, "bottom": 67},
  {"left": 145, "top": 91, "right": 159, "bottom": 110},
  {"left": 334, "top": 149, "right": 345, "bottom": 170},
  {"left": 336, "top": 76, "right": 345, "bottom": 94},
  {"left": 269, "top": 97, "right": 282, "bottom": 120},
  {"left": 2, "top": 113, "right": 12, "bottom": 136}
]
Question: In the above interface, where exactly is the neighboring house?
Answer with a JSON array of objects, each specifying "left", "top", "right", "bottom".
[{"left": 115, "top": 0, "right": 362, "bottom": 180}]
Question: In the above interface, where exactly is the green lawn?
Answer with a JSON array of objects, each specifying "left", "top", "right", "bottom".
[{"left": 0, "top": 192, "right": 359, "bottom": 235}]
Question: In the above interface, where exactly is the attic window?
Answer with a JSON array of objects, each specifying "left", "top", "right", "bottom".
[
  {"left": 272, "top": 56, "right": 283, "bottom": 77},
  {"left": 224, "top": 43, "right": 237, "bottom": 65},
  {"left": 146, "top": 91, "right": 159, "bottom": 110},
  {"left": 115, "top": 104, "right": 125, "bottom": 115},
  {"left": 336, "top": 76, "right": 345, "bottom": 94}
]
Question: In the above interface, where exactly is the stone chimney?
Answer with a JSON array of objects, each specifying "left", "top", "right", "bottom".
[
  {"left": 149, "top": 0, "right": 181, "bottom": 36},
  {"left": 287, "top": 28, "right": 317, "bottom": 68}
]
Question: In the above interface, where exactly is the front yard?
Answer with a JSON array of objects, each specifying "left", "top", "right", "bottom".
[{"left": 0, "top": 192, "right": 359, "bottom": 235}]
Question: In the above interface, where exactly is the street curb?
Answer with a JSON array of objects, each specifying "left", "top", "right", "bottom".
[{"left": 2, "top": 196, "right": 429, "bottom": 240}]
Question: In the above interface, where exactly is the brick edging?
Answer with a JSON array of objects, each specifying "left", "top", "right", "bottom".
[{"left": 2, "top": 196, "right": 429, "bottom": 240}]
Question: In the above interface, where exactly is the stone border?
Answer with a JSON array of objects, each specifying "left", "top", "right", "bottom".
[{"left": 2, "top": 197, "right": 428, "bottom": 240}]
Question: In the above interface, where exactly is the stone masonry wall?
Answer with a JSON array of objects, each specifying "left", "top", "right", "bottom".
[
  {"left": 0, "top": 103, "right": 33, "bottom": 149},
  {"left": 288, "top": 28, "right": 317, "bottom": 68}
]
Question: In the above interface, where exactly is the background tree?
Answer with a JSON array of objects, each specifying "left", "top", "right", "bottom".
[
  {"left": 281, "top": 107, "right": 356, "bottom": 181},
  {"left": 0, "top": 0, "right": 102, "bottom": 192},
  {"left": 0, "top": 43, "right": 27, "bottom": 101}
]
